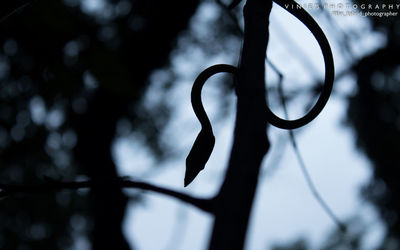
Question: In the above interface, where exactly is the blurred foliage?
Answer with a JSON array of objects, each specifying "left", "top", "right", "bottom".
[
  {"left": 347, "top": 0, "right": 400, "bottom": 247},
  {"left": 274, "top": 0, "right": 400, "bottom": 249},
  {"left": 0, "top": 0, "right": 245, "bottom": 248},
  {"left": 272, "top": 239, "right": 309, "bottom": 250},
  {"left": 0, "top": 0, "right": 204, "bottom": 249},
  {"left": 2, "top": 0, "right": 400, "bottom": 249}
]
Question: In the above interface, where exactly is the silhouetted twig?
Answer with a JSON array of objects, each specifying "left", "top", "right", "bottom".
[
  {"left": 277, "top": 74, "right": 346, "bottom": 232},
  {"left": 0, "top": 1, "right": 32, "bottom": 23},
  {"left": 0, "top": 178, "right": 215, "bottom": 213}
]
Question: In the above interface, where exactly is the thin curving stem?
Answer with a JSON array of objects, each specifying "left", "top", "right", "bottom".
[
  {"left": 185, "top": 64, "right": 237, "bottom": 187},
  {"left": 185, "top": 0, "right": 334, "bottom": 186}
]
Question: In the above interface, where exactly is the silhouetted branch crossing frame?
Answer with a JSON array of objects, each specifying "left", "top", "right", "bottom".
[{"left": 0, "top": 178, "right": 215, "bottom": 212}]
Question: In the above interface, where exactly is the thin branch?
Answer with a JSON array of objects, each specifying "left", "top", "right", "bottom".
[
  {"left": 288, "top": 132, "right": 346, "bottom": 232},
  {"left": 277, "top": 76, "right": 346, "bottom": 233},
  {"left": 0, "top": 1, "right": 32, "bottom": 24},
  {"left": 0, "top": 178, "right": 215, "bottom": 213}
]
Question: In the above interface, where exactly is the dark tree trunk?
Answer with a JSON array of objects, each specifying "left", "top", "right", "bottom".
[
  {"left": 74, "top": 89, "right": 131, "bottom": 250},
  {"left": 208, "top": 0, "right": 273, "bottom": 249}
]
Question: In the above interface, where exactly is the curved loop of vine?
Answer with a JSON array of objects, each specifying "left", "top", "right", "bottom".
[
  {"left": 186, "top": 0, "right": 345, "bottom": 232},
  {"left": 186, "top": 0, "right": 334, "bottom": 180}
]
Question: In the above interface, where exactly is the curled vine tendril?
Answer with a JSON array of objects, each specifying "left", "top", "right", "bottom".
[
  {"left": 185, "top": 0, "right": 344, "bottom": 232},
  {"left": 185, "top": 0, "right": 334, "bottom": 185}
]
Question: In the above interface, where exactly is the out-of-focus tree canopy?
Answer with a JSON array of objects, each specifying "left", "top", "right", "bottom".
[
  {"left": 347, "top": 0, "right": 400, "bottom": 245},
  {"left": 0, "top": 0, "right": 202, "bottom": 249},
  {"left": 2, "top": 0, "right": 400, "bottom": 249},
  {"left": 274, "top": 0, "right": 400, "bottom": 249}
]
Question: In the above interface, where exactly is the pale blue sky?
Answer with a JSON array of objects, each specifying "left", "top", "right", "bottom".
[{"left": 113, "top": 1, "right": 386, "bottom": 249}]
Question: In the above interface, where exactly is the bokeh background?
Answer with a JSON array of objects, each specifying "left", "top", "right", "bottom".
[{"left": 0, "top": 0, "right": 399, "bottom": 249}]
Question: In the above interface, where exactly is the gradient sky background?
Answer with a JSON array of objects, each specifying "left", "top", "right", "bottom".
[{"left": 109, "top": 1, "right": 387, "bottom": 249}]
